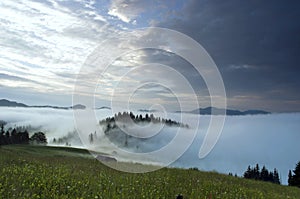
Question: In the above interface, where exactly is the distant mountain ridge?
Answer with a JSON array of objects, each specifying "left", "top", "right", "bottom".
[
  {"left": 180, "top": 107, "right": 270, "bottom": 115},
  {"left": 0, "top": 99, "right": 85, "bottom": 110},
  {"left": 0, "top": 99, "right": 27, "bottom": 107},
  {"left": 138, "top": 109, "right": 157, "bottom": 113},
  {"left": 0, "top": 99, "right": 270, "bottom": 114},
  {"left": 95, "top": 106, "right": 111, "bottom": 110}
]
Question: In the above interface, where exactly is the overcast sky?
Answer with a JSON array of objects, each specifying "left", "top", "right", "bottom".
[{"left": 0, "top": 0, "right": 299, "bottom": 112}]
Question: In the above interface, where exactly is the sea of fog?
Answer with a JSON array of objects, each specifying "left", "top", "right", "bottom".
[{"left": 1, "top": 107, "right": 300, "bottom": 184}]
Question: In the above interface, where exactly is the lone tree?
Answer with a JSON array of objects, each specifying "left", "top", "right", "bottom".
[
  {"left": 30, "top": 132, "right": 47, "bottom": 144},
  {"left": 273, "top": 168, "right": 280, "bottom": 184},
  {"left": 288, "top": 170, "right": 293, "bottom": 186},
  {"left": 89, "top": 133, "right": 94, "bottom": 143},
  {"left": 0, "top": 120, "right": 6, "bottom": 134},
  {"left": 288, "top": 161, "right": 300, "bottom": 188}
]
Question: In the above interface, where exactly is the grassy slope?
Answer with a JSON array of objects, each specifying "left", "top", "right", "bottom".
[{"left": 0, "top": 145, "right": 299, "bottom": 199}]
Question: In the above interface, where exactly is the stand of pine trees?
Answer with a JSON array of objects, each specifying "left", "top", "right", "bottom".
[
  {"left": 243, "top": 164, "right": 280, "bottom": 184},
  {"left": 0, "top": 123, "right": 29, "bottom": 145},
  {"left": 0, "top": 122, "right": 47, "bottom": 145},
  {"left": 288, "top": 161, "right": 300, "bottom": 188},
  {"left": 99, "top": 111, "right": 189, "bottom": 132}
]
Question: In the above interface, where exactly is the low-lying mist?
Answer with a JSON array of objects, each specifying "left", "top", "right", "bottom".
[{"left": 1, "top": 107, "right": 299, "bottom": 184}]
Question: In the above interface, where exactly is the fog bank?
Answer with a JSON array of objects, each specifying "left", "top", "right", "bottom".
[{"left": 1, "top": 107, "right": 299, "bottom": 184}]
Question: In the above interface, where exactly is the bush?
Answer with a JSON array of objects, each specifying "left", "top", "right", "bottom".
[{"left": 30, "top": 132, "right": 47, "bottom": 145}]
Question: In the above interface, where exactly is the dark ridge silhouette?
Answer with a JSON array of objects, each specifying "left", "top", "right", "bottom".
[
  {"left": 0, "top": 99, "right": 85, "bottom": 110},
  {"left": 0, "top": 99, "right": 28, "bottom": 107},
  {"left": 30, "top": 104, "right": 85, "bottom": 110},
  {"left": 177, "top": 106, "right": 270, "bottom": 115},
  {"left": 95, "top": 106, "right": 111, "bottom": 110},
  {"left": 138, "top": 109, "right": 157, "bottom": 113}
]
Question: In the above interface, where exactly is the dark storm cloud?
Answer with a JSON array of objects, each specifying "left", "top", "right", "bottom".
[{"left": 158, "top": 0, "right": 300, "bottom": 111}]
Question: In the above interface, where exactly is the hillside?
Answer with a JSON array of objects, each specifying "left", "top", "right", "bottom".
[{"left": 0, "top": 145, "right": 299, "bottom": 198}]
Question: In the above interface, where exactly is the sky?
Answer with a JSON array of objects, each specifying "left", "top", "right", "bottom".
[{"left": 0, "top": 0, "right": 299, "bottom": 112}]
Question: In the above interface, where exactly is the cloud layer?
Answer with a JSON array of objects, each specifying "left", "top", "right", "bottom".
[
  {"left": 0, "top": 0, "right": 299, "bottom": 111},
  {"left": 158, "top": 0, "right": 300, "bottom": 111},
  {"left": 1, "top": 107, "right": 299, "bottom": 184}
]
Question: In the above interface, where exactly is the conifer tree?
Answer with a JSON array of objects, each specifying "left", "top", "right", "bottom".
[
  {"left": 243, "top": 166, "right": 251, "bottom": 179},
  {"left": 260, "top": 166, "right": 269, "bottom": 181},
  {"left": 273, "top": 168, "right": 280, "bottom": 184},
  {"left": 254, "top": 164, "right": 260, "bottom": 180},
  {"left": 288, "top": 170, "right": 293, "bottom": 186},
  {"left": 289, "top": 161, "right": 300, "bottom": 187}
]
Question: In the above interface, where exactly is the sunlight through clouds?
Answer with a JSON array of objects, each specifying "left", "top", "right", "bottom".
[
  {"left": 0, "top": 0, "right": 113, "bottom": 98},
  {"left": 0, "top": 0, "right": 299, "bottom": 111}
]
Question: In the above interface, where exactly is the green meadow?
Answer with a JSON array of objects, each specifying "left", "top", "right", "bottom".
[{"left": 0, "top": 145, "right": 299, "bottom": 199}]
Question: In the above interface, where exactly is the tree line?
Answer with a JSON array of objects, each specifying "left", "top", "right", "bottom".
[
  {"left": 288, "top": 161, "right": 300, "bottom": 188},
  {"left": 99, "top": 111, "right": 189, "bottom": 132},
  {"left": 243, "top": 164, "right": 280, "bottom": 184},
  {"left": 242, "top": 162, "right": 300, "bottom": 187},
  {"left": 0, "top": 121, "right": 47, "bottom": 145}
]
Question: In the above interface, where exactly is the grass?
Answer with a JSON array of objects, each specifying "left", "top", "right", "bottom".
[{"left": 0, "top": 145, "right": 300, "bottom": 198}]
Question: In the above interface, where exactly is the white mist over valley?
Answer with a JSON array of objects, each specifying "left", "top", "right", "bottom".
[{"left": 1, "top": 107, "right": 299, "bottom": 184}]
